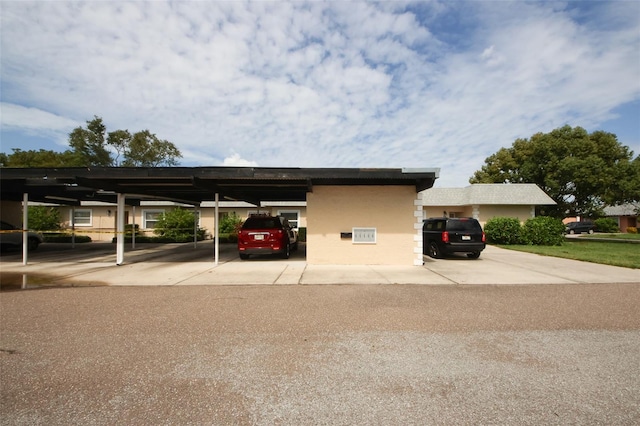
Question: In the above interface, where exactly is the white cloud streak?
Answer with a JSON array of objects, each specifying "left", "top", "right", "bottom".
[{"left": 1, "top": 1, "right": 638, "bottom": 186}]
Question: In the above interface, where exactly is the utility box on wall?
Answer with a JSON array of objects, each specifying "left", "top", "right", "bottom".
[{"left": 306, "top": 186, "right": 417, "bottom": 265}]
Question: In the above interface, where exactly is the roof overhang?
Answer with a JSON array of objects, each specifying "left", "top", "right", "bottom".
[{"left": 1, "top": 167, "right": 439, "bottom": 205}]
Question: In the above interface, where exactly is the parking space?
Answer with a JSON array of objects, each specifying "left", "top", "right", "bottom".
[{"left": 1, "top": 241, "right": 638, "bottom": 289}]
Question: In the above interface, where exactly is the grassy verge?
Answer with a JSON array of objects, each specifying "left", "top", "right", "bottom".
[
  {"left": 496, "top": 241, "right": 640, "bottom": 269},
  {"left": 579, "top": 233, "right": 640, "bottom": 241}
]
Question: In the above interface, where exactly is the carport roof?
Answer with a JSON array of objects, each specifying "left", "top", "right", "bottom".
[{"left": 1, "top": 166, "right": 439, "bottom": 206}]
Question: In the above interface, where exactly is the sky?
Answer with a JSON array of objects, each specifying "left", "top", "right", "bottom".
[{"left": 1, "top": 1, "right": 639, "bottom": 188}]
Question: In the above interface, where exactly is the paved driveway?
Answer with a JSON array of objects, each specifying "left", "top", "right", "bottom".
[{"left": 0, "top": 242, "right": 638, "bottom": 288}]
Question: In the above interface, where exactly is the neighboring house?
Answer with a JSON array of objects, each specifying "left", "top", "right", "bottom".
[
  {"left": 42, "top": 200, "right": 307, "bottom": 242},
  {"left": 603, "top": 203, "right": 638, "bottom": 233},
  {"left": 421, "top": 184, "right": 556, "bottom": 226}
]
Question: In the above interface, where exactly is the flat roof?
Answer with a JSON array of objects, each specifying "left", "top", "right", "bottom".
[{"left": 1, "top": 167, "right": 439, "bottom": 206}]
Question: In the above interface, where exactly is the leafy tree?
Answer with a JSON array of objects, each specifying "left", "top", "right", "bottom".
[
  {"left": 28, "top": 206, "right": 62, "bottom": 232},
  {"left": 470, "top": 126, "right": 639, "bottom": 218},
  {"left": 121, "top": 130, "right": 181, "bottom": 167},
  {"left": 2, "top": 116, "right": 182, "bottom": 168},
  {"left": 219, "top": 213, "right": 243, "bottom": 234},
  {"left": 1, "top": 149, "right": 79, "bottom": 167},
  {"left": 153, "top": 208, "right": 204, "bottom": 242},
  {"left": 68, "top": 116, "right": 112, "bottom": 166}
]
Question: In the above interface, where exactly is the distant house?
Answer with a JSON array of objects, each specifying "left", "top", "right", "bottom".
[
  {"left": 421, "top": 184, "right": 556, "bottom": 225},
  {"left": 603, "top": 203, "right": 638, "bottom": 233}
]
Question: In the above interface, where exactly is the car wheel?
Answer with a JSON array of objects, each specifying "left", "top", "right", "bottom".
[
  {"left": 569, "top": 229, "right": 575, "bottom": 235},
  {"left": 281, "top": 243, "right": 291, "bottom": 259},
  {"left": 428, "top": 242, "right": 443, "bottom": 259},
  {"left": 467, "top": 251, "right": 481, "bottom": 259},
  {"left": 588, "top": 229, "right": 594, "bottom": 234},
  {"left": 239, "top": 253, "right": 249, "bottom": 260},
  {"left": 27, "top": 237, "right": 40, "bottom": 251}
]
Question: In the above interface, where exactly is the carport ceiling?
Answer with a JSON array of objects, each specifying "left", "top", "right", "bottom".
[{"left": 0, "top": 167, "right": 439, "bottom": 206}]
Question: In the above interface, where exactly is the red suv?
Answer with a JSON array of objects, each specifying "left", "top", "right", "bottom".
[{"left": 238, "top": 215, "right": 298, "bottom": 259}]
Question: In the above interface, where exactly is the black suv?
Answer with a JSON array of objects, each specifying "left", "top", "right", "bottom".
[
  {"left": 237, "top": 215, "right": 298, "bottom": 259},
  {"left": 423, "top": 217, "right": 486, "bottom": 259}
]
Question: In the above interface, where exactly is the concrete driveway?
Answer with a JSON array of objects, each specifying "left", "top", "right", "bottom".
[
  {"left": 0, "top": 242, "right": 637, "bottom": 288},
  {"left": 1, "top": 243, "right": 639, "bottom": 424}
]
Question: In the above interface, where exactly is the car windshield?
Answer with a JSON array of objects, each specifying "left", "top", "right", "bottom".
[
  {"left": 447, "top": 220, "right": 481, "bottom": 232},
  {"left": 242, "top": 217, "right": 281, "bottom": 230}
]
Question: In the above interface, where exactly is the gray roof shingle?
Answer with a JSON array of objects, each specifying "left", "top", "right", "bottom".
[{"left": 422, "top": 184, "right": 556, "bottom": 206}]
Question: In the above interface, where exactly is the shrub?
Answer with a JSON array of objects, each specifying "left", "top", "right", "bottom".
[
  {"left": 627, "top": 227, "right": 638, "bottom": 234},
  {"left": 484, "top": 217, "right": 523, "bottom": 244},
  {"left": 153, "top": 208, "right": 205, "bottom": 241},
  {"left": 219, "top": 213, "right": 243, "bottom": 234},
  {"left": 594, "top": 218, "right": 619, "bottom": 233},
  {"left": 522, "top": 216, "right": 565, "bottom": 246},
  {"left": 297, "top": 227, "right": 307, "bottom": 242},
  {"left": 28, "top": 206, "right": 61, "bottom": 232},
  {"left": 45, "top": 234, "right": 92, "bottom": 243}
]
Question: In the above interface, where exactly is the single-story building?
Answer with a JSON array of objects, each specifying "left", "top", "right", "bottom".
[
  {"left": 603, "top": 203, "right": 639, "bottom": 233},
  {"left": 0, "top": 167, "right": 438, "bottom": 266},
  {"left": 421, "top": 184, "right": 556, "bottom": 225}
]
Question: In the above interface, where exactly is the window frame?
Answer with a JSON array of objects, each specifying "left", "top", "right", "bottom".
[
  {"left": 142, "top": 209, "right": 165, "bottom": 229},
  {"left": 71, "top": 209, "right": 92, "bottom": 227},
  {"left": 277, "top": 210, "right": 300, "bottom": 229}
]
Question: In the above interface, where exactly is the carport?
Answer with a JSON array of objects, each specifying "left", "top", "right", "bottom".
[{"left": 0, "top": 167, "right": 439, "bottom": 266}]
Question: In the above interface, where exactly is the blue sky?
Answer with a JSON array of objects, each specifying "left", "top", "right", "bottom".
[{"left": 1, "top": 1, "right": 638, "bottom": 187}]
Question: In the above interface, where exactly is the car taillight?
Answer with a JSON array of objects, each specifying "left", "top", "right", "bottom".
[
  {"left": 441, "top": 231, "right": 449, "bottom": 243},
  {"left": 482, "top": 232, "right": 486, "bottom": 243}
]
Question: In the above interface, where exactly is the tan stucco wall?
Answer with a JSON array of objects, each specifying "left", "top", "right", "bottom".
[
  {"left": 0, "top": 201, "right": 23, "bottom": 226},
  {"left": 307, "top": 185, "right": 417, "bottom": 265}
]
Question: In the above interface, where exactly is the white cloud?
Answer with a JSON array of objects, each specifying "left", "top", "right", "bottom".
[
  {"left": 1, "top": 1, "right": 638, "bottom": 187},
  {"left": 223, "top": 153, "right": 258, "bottom": 167}
]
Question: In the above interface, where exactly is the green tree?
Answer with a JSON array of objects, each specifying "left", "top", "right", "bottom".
[
  {"left": 27, "top": 206, "right": 62, "bottom": 232},
  {"left": 1, "top": 116, "right": 182, "bottom": 168},
  {"left": 121, "top": 130, "right": 181, "bottom": 167},
  {"left": 470, "top": 126, "right": 639, "bottom": 218},
  {"left": 153, "top": 208, "right": 204, "bottom": 242},
  {"left": 68, "top": 116, "right": 112, "bottom": 166},
  {"left": 219, "top": 213, "right": 243, "bottom": 234},
  {"left": 1, "top": 149, "right": 79, "bottom": 167}
]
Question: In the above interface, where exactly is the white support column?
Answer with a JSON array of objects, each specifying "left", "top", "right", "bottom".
[
  {"left": 193, "top": 207, "right": 198, "bottom": 249},
  {"left": 71, "top": 206, "right": 76, "bottom": 249},
  {"left": 116, "top": 193, "right": 125, "bottom": 265},
  {"left": 472, "top": 204, "right": 480, "bottom": 220},
  {"left": 214, "top": 193, "right": 219, "bottom": 266},
  {"left": 132, "top": 206, "right": 136, "bottom": 249},
  {"left": 22, "top": 193, "right": 29, "bottom": 266},
  {"left": 413, "top": 194, "right": 424, "bottom": 265}
]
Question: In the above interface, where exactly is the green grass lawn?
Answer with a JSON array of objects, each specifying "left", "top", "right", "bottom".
[
  {"left": 497, "top": 240, "right": 640, "bottom": 269},
  {"left": 581, "top": 233, "right": 640, "bottom": 241}
]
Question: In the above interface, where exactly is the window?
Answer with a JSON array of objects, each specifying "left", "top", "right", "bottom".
[
  {"left": 143, "top": 210, "right": 164, "bottom": 229},
  {"left": 278, "top": 210, "right": 300, "bottom": 229},
  {"left": 71, "top": 209, "right": 92, "bottom": 227}
]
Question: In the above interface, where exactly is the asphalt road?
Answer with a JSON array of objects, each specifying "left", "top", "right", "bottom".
[{"left": 1, "top": 283, "right": 639, "bottom": 425}]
